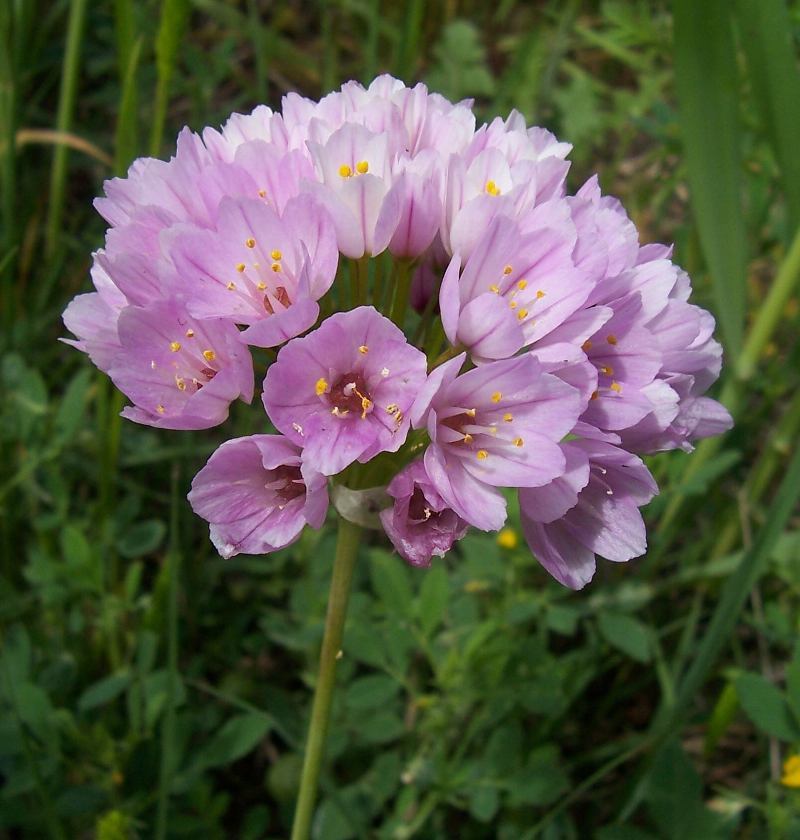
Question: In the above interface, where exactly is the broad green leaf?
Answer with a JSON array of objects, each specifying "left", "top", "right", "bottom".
[
  {"left": 598, "top": 612, "right": 651, "bottom": 663},
  {"left": 78, "top": 670, "right": 131, "bottom": 712},
  {"left": 786, "top": 640, "right": 800, "bottom": 720},
  {"left": 194, "top": 713, "right": 270, "bottom": 769},
  {"left": 345, "top": 674, "right": 400, "bottom": 711},
  {"left": 369, "top": 550, "right": 413, "bottom": 617},
  {"left": 673, "top": 0, "right": 745, "bottom": 354},
  {"left": 469, "top": 786, "right": 499, "bottom": 823},
  {"left": 735, "top": 672, "right": 800, "bottom": 742},
  {"left": 704, "top": 682, "right": 739, "bottom": 757},
  {"left": 117, "top": 519, "right": 166, "bottom": 559},
  {"left": 53, "top": 368, "right": 91, "bottom": 444},
  {"left": 417, "top": 563, "right": 449, "bottom": 636}
]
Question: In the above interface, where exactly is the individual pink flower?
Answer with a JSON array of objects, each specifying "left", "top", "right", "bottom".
[
  {"left": 262, "top": 307, "right": 428, "bottom": 476},
  {"left": 439, "top": 213, "right": 590, "bottom": 362},
  {"left": 410, "top": 352, "right": 582, "bottom": 531},
  {"left": 380, "top": 460, "right": 468, "bottom": 567},
  {"left": 107, "top": 299, "right": 254, "bottom": 429},
  {"left": 188, "top": 435, "right": 328, "bottom": 558},
  {"left": 520, "top": 429, "right": 658, "bottom": 590},
  {"left": 169, "top": 194, "right": 338, "bottom": 346}
]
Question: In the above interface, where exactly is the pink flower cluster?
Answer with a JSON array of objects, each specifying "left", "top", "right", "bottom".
[{"left": 64, "top": 76, "right": 732, "bottom": 589}]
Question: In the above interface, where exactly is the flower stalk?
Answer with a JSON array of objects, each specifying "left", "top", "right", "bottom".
[{"left": 291, "top": 517, "right": 362, "bottom": 840}]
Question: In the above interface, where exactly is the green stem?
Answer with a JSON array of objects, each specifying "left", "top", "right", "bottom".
[
  {"left": 45, "top": 0, "right": 88, "bottom": 257},
  {"left": 291, "top": 517, "right": 362, "bottom": 840},
  {"left": 155, "top": 465, "right": 181, "bottom": 840},
  {"left": 389, "top": 260, "right": 412, "bottom": 327}
]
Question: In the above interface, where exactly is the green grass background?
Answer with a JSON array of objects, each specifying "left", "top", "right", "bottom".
[{"left": 1, "top": 1, "right": 800, "bottom": 837}]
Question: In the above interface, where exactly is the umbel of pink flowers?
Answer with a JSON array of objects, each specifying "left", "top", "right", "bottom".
[{"left": 63, "top": 75, "right": 732, "bottom": 590}]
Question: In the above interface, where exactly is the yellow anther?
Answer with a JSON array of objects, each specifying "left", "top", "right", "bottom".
[
  {"left": 386, "top": 403, "right": 399, "bottom": 414},
  {"left": 476, "top": 449, "right": 489, "bottom": 460},
  {"left": 358, "top": 345, "right": 369, "bottom": 354},
  {"left": 356, "top": 160, "right": 369, "bottom": 174},
  {"left": 536, "top": 290, "right": 545, "bottom": 299},
  {"left": 509, "top": 300, "right": 518, "bottom": 309},
  {"left": 339, "top": 164, "right": 353, "bottom": 178},
  {"left": 245, "top": 237, "right": 256, "bottom": 248},
  {"left": 315, "top": 377, "right": 329, "bottom": 396},
  {"left": 606, "top": 334, "right": 618, "bottom": 345},
  {"left": 517, "top": 279, "right": 528, "bottom": 290},
  {"left": 185, "top": 328, "right": 194, "bottom": 338},
  {"left": 203, "top": 349, "right": 216, "bottom": 362},
  {"left": 156, "top": 404, "right": 165, "bottom": 414},
  {"left": 489, "top": 284, "right": 500, "bottom": 294},
  {"left": 517, "top": 309, "right": 528, "bottom": 321},
  {"left": 463, "top": 433, "right": 473, "bottom": 444},
  {"left": 227, "top": 281, "right": 236, "bottom": 290},
  {"left": 582, "top": 340, "right": 593, "bottom": 351},
  {"left": 257, "top": 281, "right": 267, "bottom": 290},
  {"left": 270, "top": 249, "right": 282, "bottom": 261},
  {"left": 489, "top": 426, "right": 497, "bottom": 435},
  {"left": 497, "top": 528, "right": 518, "bottom": 550},
  {"left": 491, "top": 391, "right": 502, "bottom": 403},
  {"left": 236, "top": 262, "right": 246, "bottom": 272},
  {"left": 485, "top": 180, "right": 500, "bottom": 196},
  {"left": 513, "top": 436, "right": 524, "bottom": 447},
  {"left": 601, "top": 365, "right": 614, "bottom": 376},
  {"left": 360, "top": 396, "right": 372, "bottom": 419},
  {"left": 169, "top": 341, "right": 181, "bottom": 352},
  {"left": 503, "top": 412, "right": 513, "bottom": 422},
  {"left": 503, "top": 265, "right": 513, "bottom": 275},
  {"left": 176, "top": 377, "right": 186, "bottom": 391},
  {"left": 610, "top": 381, "right": 622, "bottom": 393},
  {"left": 271, "top": 263, "right": 281, "bottom": 272},
  {"left": 466, "top": 408, "right": 476, "bottom": 416},
  {"left": 258, "top": 189, "right": 267, "bottom": 198}
]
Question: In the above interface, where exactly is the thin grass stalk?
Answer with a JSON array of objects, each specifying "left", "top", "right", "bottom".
[
  {"left": 395, "top": 0, "right": 424, "bottom": 80},
  {"left": 155, "top": 464, "right": 181, "bottom": 839},
  {"left": 45, "top": 0, "right": 88, "bottom": 258},
  {"left": 114, "top": 36, "right": 142, "bottom": 174},
  {"left": 320, "top": 0, "right": 336, "bottom": 95}
]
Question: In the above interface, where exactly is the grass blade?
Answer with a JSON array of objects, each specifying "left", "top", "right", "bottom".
[
  {"left": 673, "top": 0, "right": 746, "bottom": 355},
  {"left": 114, "top": 36, "right": 142, "bottom": 174},
  {"left": 150, "top": 0, "right": 189, "bottom": 156},
  {"left": 662, "top": 442, "right": 800, "bottom": 730},
  {"left": 45, "top": 0, "right": 88, "bottom": 258},
  {"left": 735, "top": 0, "right": 800, "bottom": 234}
]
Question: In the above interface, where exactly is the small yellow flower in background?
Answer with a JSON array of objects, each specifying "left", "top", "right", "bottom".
[
  {"left": 781, "top": 755, "right": 800, "bottom": 787},
  {"left": 497, "top": 527, "right": 519, "bottom": 550}
]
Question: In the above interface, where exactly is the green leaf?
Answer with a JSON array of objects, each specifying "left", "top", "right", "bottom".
[
  {"left": 426, "top": 20, "right": 495, "bottom": 102},
  {"left": 469, "top": 786, "right": 499, "bottom": 823},
  {"left": 194, "top": 713, "right": 271, "bottom": 769},
  {"left": 673, "top": 0, "right": 745, "bottom": 354},
  {"left": 597, "top": 612, "right": 651, "bottom": 663},
  {"left": 369, "top": 550, "right": 413, "bottom": 617},
  {"left": 53, "top": 368, "right": 91, "bottom": 444},
  {"left": 646, "top": 741, "right": 730, "bottom": 840},
  {"left": 117, "top": 519, "right": 166, "bottom": 559},
  {"left": 704, "top": 682, "right": 739, "bottom": 758},
  {"left": 78, "top": 670, "right": 132, "bottom": 712},
  {"left": 417, "top": 563, "right": 449, "bottom": 636},
  {"left": 735, "top": 672, "right": 800, "bottom": 742},
  {"left": 345, "top": 675, "right": 400, "bottom": 711},
  {"left": 734, "top": 0, "right": 800, "bottom": 232},
  {"left": 786, "top": 640, "right": 800, "bottom": 720}
]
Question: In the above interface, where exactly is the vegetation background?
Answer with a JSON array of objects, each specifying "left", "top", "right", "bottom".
[{"left": 2, "top": 0, "right": 800, "bottom": 837}]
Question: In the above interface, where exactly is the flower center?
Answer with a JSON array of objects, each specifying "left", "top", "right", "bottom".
[
  {"left": 408, "top": 487, "right": 435, "bottom": 523},
  {"left": 328, "top": 372, "right": 373, "bottom": 419},
  {"left": 268, "top": 464, "right": 306, "bottom": 504}
]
